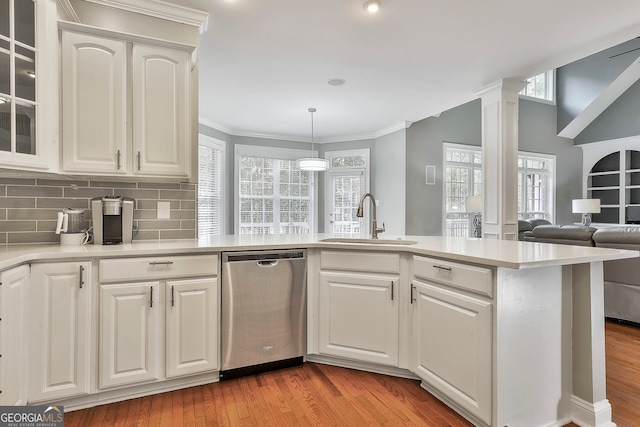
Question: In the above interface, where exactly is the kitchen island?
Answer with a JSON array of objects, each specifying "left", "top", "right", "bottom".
[{"left": 0, "top": 235, "right": 635, "bottom": 427}]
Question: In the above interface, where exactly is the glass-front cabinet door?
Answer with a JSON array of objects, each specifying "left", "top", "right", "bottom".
[{"left": 0, "top": 0, "right": 57, "bottom": 171}]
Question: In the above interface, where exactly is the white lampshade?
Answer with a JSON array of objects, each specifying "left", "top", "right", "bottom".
[
  {"left": 572, "top": 199, "right": 601, "bottom": 214},
  {"left": 465, "top": 196, "right": 482, "bottom": 213},
  {"left": 296, "top": 157, "right": 329, "bottom": 171}
]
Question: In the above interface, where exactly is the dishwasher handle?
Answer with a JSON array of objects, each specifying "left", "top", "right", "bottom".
[{"left": 257, "top": 260, "right": 278, "bottom": 267}]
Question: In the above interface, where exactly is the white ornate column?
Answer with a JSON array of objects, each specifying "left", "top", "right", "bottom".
[{"left": 475, "top": 79, "right": 525, "bottom": 240}]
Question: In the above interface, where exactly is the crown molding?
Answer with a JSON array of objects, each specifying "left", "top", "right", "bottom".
[
  {"left": 83, "top": 0, "right": 209, "bottom": 33},
  {"left": 199, "top": 119, "right": 413, "bottom": 144},
  {"left": 56, "top": 0, "right": 80, "bottom": 22}
]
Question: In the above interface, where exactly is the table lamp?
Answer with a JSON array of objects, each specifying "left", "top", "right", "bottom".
[{"left": 572, "top": 199, "right": 600, "bottom": 226}]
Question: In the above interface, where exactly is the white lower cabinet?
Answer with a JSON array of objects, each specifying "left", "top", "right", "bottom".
[
  {"left": 0, "top": 265, "right": 29, "bottom": 405},
  {"left": 98, "top": 255, "right": 219, "bottom": 389},
  {"left": 317, "top": 250, "right": 400, "bottom": 366},
  {"left": 29, "top": 262, "right": 92, "bottom": 402},
  {"left": 411, "top": 256, "right": 493, "bottom": 425}
]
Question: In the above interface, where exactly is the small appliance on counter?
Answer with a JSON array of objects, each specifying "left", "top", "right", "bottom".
[
  {"left": 91, "top": 196, "right": 134, "bottom": 245},
  {"left": 55, "top": 208, "right": 90, "bottom": 245}
]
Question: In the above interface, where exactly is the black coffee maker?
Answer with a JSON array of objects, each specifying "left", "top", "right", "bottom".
[{"left": 91, "top": 196, "right": 134, "bottom": 244}]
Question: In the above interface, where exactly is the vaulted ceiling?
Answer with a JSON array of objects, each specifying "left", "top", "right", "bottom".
[{"left": 190, "top": 0, "right": 640, "bottom": 141}]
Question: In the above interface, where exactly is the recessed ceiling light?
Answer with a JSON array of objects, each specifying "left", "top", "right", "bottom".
[
  {"left": 364, "top": 0, "right": 381, "bottom": 13},
  {"left": 328, "top": 79, "right": 346, "bottom": 86}
]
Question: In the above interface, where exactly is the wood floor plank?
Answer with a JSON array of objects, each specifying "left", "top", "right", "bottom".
[{"left": 63, "top": 320, "right": 640, "bottom": 427}]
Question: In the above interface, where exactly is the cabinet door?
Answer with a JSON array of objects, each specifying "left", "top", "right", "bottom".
[
  {"left": 132, "top": 44, "right": 190, "bottom": 177},
  {"left": 0, "top": 265, "right": 29, "bottom": 405},
  {"left": 29, "top": 262, "right": 91, "bottom": 402},
  {"left": 412, "top": 281, "right": 492, "bottom": 425},
  {"left": 99, "top": 282, "right": 162, "bottom": 388},
  {"left": 61, "top": 31, "right": 127, "bottom": 174},
  {"left": 318, "top": 272, "right": 398, "bottom": 366},
  {"left": 166, "top": 277, "right": 219, "bottom": 378}
]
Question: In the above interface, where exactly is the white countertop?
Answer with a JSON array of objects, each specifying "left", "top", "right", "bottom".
[{"left": 0, "top": 234, "right": 637, "bottom": 272}]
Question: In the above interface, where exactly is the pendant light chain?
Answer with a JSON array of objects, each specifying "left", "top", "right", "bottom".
[{"left": 309, "top": 107, "right": 316, "bottom": 158}]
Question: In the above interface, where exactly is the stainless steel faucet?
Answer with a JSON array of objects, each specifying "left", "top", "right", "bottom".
[{"left": 357, "top": 193, "right": 385, "bottom": 239}]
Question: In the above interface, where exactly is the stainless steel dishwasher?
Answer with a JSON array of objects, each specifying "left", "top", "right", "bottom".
[{"left": 220, "top": 250, "right": 307, "bottom": 380}]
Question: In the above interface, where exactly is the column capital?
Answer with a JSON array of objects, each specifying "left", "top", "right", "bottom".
[{"left": 475, "top": 78, "right": 527, "bottom": 98}]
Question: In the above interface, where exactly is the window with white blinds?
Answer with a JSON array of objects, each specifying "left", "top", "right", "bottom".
[
  {"left": 235, "top": 145, "right": 315, "bottom": 235},
  {"left": 198, "top": 136, "right": 225, "bottom": 238}
]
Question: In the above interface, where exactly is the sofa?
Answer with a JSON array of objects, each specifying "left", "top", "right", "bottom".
[
  {"left": 517, "top": 218, "right": 552, "bottom": 241},
  {"left": 524, "top": 224, "right": 640, "bottom": 324}
]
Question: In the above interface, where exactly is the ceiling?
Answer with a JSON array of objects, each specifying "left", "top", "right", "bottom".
[{"left": 188, "top": 0, "right": 640, "bottom": 142}]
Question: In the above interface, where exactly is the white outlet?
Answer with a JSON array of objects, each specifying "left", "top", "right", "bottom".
[{"left": 157, "top": 202, "right": 171, "bottom": 219}]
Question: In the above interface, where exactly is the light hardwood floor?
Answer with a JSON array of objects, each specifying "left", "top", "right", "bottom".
[{"left": 65, "top": 320, "right": 640, "bottom": 427}]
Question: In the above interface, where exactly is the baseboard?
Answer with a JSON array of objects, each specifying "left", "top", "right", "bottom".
[
  {"left": 570, "top": 395, "right": 616, "bottom": 427},
  {"left": 305, "top": 354, "right": 419, "bottom": 380}
]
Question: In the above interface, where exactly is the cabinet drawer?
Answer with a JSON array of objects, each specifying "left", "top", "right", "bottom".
[
  {"left": 412, "top": 256, "right": 493, "bottom": 297},
  {"left": 100, "top": 254, "right": 218, "bottom": 283},
  {"left": 320, "top": 250, "right": 400, "bottom": 274}
]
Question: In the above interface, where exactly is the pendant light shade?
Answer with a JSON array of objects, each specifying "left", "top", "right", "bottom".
[{"left": 296, "top": 108, "right": 329, "bottom": 172}]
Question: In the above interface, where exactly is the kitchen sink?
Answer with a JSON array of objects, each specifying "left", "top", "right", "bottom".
[{"left": 319, "top": 237, "right": 419, "bottom": 245}]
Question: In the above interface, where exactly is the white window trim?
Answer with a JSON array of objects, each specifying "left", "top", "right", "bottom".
[
  {"left": 519, "top": 69, "right": 556, "bottom": 105},
  {"left": 198, "top": 134, "right": 226, "bottom": 237},
  {"left": 233, "top": 144, "right": 318, "bottom": 235},
  {"left": 324, "top": 149, "right": 371, "bottom": 236},
  {"left": 442, "top": 143, "right": 556, "bottom": 233}
]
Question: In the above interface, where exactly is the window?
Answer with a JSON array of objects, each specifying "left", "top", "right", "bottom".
[
  {"left": 198, "top": 136, "right": 225, "bottom": 238},
  {"left": 518, "top": 153, "right": 555, "bottom": 221},
  {"left": 443, "top": 145, "right": 482, "bottom": 237},
  {"left": 324, "top": 149, "right": 370, "bottom": 236},
  {"left": 520, "top": 70, "right": 554, "bottom": 102},
  {"left": 235, "top": 145, "right": 315, "bottom": 235},
  {"left": 443, "top": 144, "right": 555, "bottom": 236},
  {"left": 0, "top": 0, "right": 36, "bottom": 155}
]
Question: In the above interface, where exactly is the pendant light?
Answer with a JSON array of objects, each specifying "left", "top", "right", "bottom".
[{"left": 296, "top": 108, "right": 329, "bottom": 171}]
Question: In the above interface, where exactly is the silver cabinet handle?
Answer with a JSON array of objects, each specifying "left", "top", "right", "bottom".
[
  {"left": 150, "top": 286, "right": 153, "bottom": 308},
  {"left": 433, "top": 264, "right": 452, "bottom": 272},
  {"left": 137, "top": 151, "right": 141, "bottom": 170},
  {"left": 79, "top": 265, "right": 85, "bottom": 289},
  {"left": 391, "top": 280, "right": 394, "bottom": 301},
  {"left": 149, "top": 261, "right": 173, "bottom": 266},
  {"left": 410, "top": 284, "right": 416, "bottom": 304},
  {"left": 117, "top": 149, "right": 121, "bottom": 170},
  {"left": 171, "top": 285, "right": 175, "bottom": 307}
]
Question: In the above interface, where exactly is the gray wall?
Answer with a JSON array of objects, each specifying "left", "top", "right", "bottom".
[
  {"left": 519, "top": 99, "right": 583, "bottom": 225},
  {"left": 405, "top": 98, "right": 582, "bottom": 236},
  {"left": 373, "top": 129, "right": 406, "bottom": 235},
  {"left": 574, "top": 79, "right": 640, "bottom": 145},
  {"left": 556, "top": 38, "right": 640, "bottom": 132},
  {"left": 405, "top": 100, "right": 481, "bottom": 236}
]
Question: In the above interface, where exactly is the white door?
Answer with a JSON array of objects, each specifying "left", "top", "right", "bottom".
[
  {"left": 0, "top": 265, "right": 28, "bottom": 405},
  {"left": 61, "top": 31, "right": 127, "bottom": 174},
  {"left": 166, "top": 277, "right": 219, "bottom": 378},
  {"left": 318, "top": 271, "right": 399, "bottom": 366},
  {"left": 132, "top": 44, "right": 190, "bottom": 177},
  {"left": 411, "top": 280, "right": 492, "bottom": 425},
  {"left": 325, "top": 169, "right": 367, "bottom": 236},
  {"left": 99, "top": 282, "right": 162, "bottom": 388},
  {"left": 29, "top": 262, "right": 91, "bottom": 402}
]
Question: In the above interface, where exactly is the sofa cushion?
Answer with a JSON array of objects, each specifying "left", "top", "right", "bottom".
[
  {"left": 531, "top": 225, "right": 596, "bottom": 245},
  {"left": 593, "top": 226, "right": 640, "bottom": 250},
  {"left": 527, "top": 218, "right": 552, "bottom": 228}
]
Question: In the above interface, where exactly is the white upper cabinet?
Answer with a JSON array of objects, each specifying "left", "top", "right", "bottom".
[
  {"left": 61, "top": 30, "right": 127, "bottom": 174},
  {"left": 59, "top": 23, "right": 194, "bottom": 179},
  {"left": 0, "top": 0, "right": 58, "bottom": 172},
  {"left": 132, "top": 44, "right": 189, "bottom": 177}
]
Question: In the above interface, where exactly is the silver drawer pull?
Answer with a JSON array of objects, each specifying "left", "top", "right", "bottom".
[
  {"left": 149, "top": 261, "right": 174, "bottom": 266},
  {"left": 433, "top": 264, "right": 452, "bottom": 272}
]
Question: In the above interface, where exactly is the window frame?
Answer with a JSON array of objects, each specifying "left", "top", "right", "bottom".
[
  {"left": 234, "top": 144, "right": 317, "bottom": 235},
  {"left": 197, "top": 134, "right": 225, "bottom": 238},
  {"left": 519, "top": 69, "right": 555, "bottom": 105},
  {"left": 443, "top": 143, "right": 556, "bottom": 236}
]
